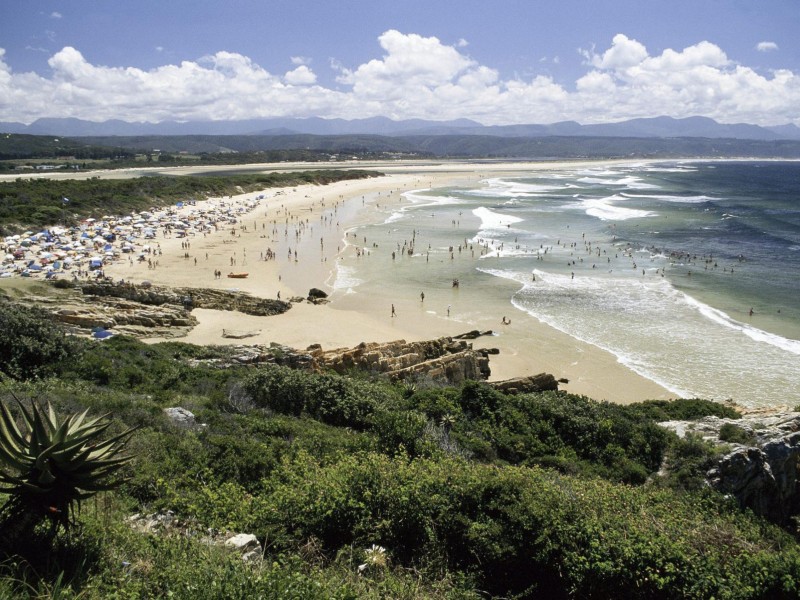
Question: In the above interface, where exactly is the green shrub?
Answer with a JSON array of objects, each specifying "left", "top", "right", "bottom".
[
  {"left": 255, "top": 451, "right": 800, "bottom": 599},
  {"left": 719, "top": 422, "right": 756, "bottom": 445},
  {"left": 0, "top": 303, "right": 83, "bottom": 380},
  {"left": 626, "top": 398, "right": 741, "bottom": 421},
  {"left": 660, "top": 433, "right": 720, "bottom": 492},
  {"left": 409, "top": 388, "right": 462, "bottom": 421},
  {"left": 243, "top": 366, "right": 398, "bottom": 429}
]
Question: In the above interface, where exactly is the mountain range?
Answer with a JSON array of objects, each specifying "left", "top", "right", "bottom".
[{"left": 2, "top": 115, "right": 800, "bottom": 141}]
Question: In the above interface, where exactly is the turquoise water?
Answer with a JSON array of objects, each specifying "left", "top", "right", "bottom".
[{"left": 334, "top": 161, "right": 800, "bottom": 408}]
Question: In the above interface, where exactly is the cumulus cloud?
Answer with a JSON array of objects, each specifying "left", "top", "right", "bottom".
[
  {"left": 284, "top": 65, "right": 316, "bottom": 85},
  {"left": 0, "top": 31, "right": 798, "bottom": 126},
  {"left": 756, "top": 41, "right": 778, "bottom": 52}
]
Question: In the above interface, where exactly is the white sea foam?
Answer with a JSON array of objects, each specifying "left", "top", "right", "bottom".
[
  {"left": 680, "top": 293, "right": 800, "bottom": 355},
  {"left": 568, "top": 195, "right": 656, "bottom": 221},
  {"left": 475, "top": 267, "right": 800, "bottom": 406},
  {"left": 331, "top": 264, "right": 362, "bottom": 292},
  {"left": 468, "top": 178, "right": 563, "bottom": 197},
  {"left": 401, "top": 190, "right": 465, "bottom": 208},
  {"left": 577, "top": 175, "right": 660, "bottom": 190},
  {"left": 472, "top": 206, "right": 523, "bottom": 230},
  {"left": 620, "top": 192, "right": 715, "bottom": 204},
  {"left": 477, "top": 268, "right": 692, "bottom": 396}
]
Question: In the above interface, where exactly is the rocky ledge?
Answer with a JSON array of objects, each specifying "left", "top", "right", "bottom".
[
  {"left": 21, "top": 280, "right": 292, "bottom": 338},
  {"left": 660, "top": 411, "right": 800, "bottom": 524},
  {"left": 203, "top": 335, "right": 562, "bottom": 391},
  {"left": 213, "top": 337, "right": 494, "bottom": 386},
  {"left": 79, "top": 281, "right": 291, "bottom": 316}
]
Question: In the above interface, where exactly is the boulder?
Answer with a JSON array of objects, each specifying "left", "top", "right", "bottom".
[
  {"left": 163, "top": 407, "right": 196, "bottom": 428},
  {"left": 488, "top": 373, "right": 559, "bottom": 394},
  {"left": 224, "top": 533, "right": 260, "bottom": 553},
  {"left": 307, "top": 287, "right": 328, "bottom": 300},
  {"left": 454, "top": 330, "right": 494, "bottom": 340}
]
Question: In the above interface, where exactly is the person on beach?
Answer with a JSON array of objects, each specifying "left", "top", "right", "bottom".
[
  {"left": 502, "top": 316, "right": 511, "bottom": 325},
  {"left": 420, "top": 291, "right": 425, "bottom": 302},
  {"left": 391, "top": 304, "right": 396, "bottom": 318}
]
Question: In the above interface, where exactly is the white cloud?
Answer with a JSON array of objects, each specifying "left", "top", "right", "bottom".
[
  {"left": 756, "top": 41, "right": 778, "bottom": 52},
  {"left": 0, "top": 31, "right": 798, "bottom": 126},
  {"left": 284, "top": 65, "right": 316, "bottom": 85},
  {"left": 291, "top": 56, "right": 310, "bottom": 66},
  {"left": 457, "top": 38, "right": 468, "bottom": 48},
  {"left": 50, "top": 11, "right": 62, "bottom": 19},
  {"left": 589, "top": 34, "right": 648, "bottom": 70}
]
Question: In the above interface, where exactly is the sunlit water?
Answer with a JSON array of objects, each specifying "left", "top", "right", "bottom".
[{"left": 333, "top": 161, "right": 800, "bottom": 408}]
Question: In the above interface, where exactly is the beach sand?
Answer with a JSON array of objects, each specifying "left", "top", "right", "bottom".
[{"left": 99, "top": 160, "right": 674, "bottom": 404}]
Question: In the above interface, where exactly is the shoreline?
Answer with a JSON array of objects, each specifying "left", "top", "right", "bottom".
[
  {"left": 3, "top": 159, "right": 677, "bottom": 404},
  {"left": 95, "top": 160, "right": 674, "bottom": 404}
]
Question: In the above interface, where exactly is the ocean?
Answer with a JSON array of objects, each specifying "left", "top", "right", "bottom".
[{"left": 334, "top": 161, "right": 800, "bottom": 409}]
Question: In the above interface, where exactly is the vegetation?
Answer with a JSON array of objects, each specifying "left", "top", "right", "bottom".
[
  {"left": 0, "top": 397, "right": 136, "bottom": 538},
  {"left": 0, "top": 169, "right": 381, "bottom": 233},
  {"left": 0, "top": 305, "right": 798, "bottom": 598}
]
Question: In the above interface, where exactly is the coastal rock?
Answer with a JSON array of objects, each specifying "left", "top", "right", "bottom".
[
  {"left": 307, "top": 287, "right": 328, "bottom": 300},
  {"left": 315, "top": 337, "right": 491, "bottom": 385},
  {"left": 660, "top": 411, "right": 800, "bottom": 523},
  {"left": 453, "top": 330, "right": 494, "bottom": 340},
  {"left": 79, "top": 281, "right": 292, "bottom": 317},
  {"left": 488, "top": 373, "right": 559, "bottom": 394}
]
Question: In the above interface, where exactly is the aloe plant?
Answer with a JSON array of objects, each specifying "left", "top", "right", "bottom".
[{"left": 0, "top": 397, "right": 136, "bottom": 537}]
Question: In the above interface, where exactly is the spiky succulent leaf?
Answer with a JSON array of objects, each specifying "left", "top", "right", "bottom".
[
  {"left": 0, "top": 399, "right": 138, "bottom": 535},
  {"left": 0, "top": 401, "right": 26, "bottom": 454}
]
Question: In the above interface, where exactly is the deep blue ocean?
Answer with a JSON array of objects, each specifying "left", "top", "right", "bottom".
[{"left": 346, "top": 160, "right": 800, "bottom": 408}]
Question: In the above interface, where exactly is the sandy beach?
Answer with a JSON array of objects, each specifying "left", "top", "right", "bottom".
[{"left": 92, "top": 160, "right": 673, "bottom": 404}]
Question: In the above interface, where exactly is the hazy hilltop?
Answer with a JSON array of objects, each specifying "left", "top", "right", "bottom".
[{"left": 3, "top": 115, "right": 800, "bottom": 140}]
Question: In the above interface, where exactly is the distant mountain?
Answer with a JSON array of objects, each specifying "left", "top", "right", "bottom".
[
  {"left": 2, "top": 115, "right": 799, "bottom": 140},
  {"left": 765, "top": 123, "right": 800, "bottom": 140}
]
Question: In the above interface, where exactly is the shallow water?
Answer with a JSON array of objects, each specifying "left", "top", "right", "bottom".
[{"left": 333, "top": 161, "right": 800, "bottom": 408}]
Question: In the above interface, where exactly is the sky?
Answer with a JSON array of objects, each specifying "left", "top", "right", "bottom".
[{"left": 1, "top": 0, "right": 798, "bottom": 126}]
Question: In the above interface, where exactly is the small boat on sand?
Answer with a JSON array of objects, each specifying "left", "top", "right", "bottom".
[{"left": 227, "top": 272, "right": 249, "bottom": 278}]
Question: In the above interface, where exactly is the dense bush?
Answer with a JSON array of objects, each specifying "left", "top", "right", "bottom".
[
  {"left": 0, "top": 303, "right": 84, "bottom": 380},
  {"left": 452, "top": 384, "right": 672, "bottom": 483},
  {"left": 255, "top": 451, "right": 800, "bottom": 599},
  {"left": 2, "top": 306, "right": 797, "bottom": 599},
  {"left": 0, "top": 170, "right": 380, "bottom": 231},
  {"left": 719, "top": 422, "right": 756, "bottom": 445},
  {"left": 626, "top": 398, "right": 741, "bottom": 421},
  {"left": 243, "top": 366, "right": 400, "bottom": 429}
]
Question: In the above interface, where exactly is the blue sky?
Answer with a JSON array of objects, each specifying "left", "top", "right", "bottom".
[{"left": 1, "top": 0, "right": 798, "bottom": 125}]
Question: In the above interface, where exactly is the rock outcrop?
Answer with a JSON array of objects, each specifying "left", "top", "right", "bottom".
[
  {"left": 80, "top": 281, "right": 291, "bottom": 317},
  {"left": 660, "top": 411, "right": 800, "bottom": 524},
  {"left": 309, "top": 337, "right": 492, "bottom": 385},
  {"left": 192, "top": 336, "right": 500, "bottom": 386},
  {"left": 488, "top": 373, "right": 559, "bottom": 394},
  {"left": 21, "top": 280, "right": 293, "bottom": 339}
]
